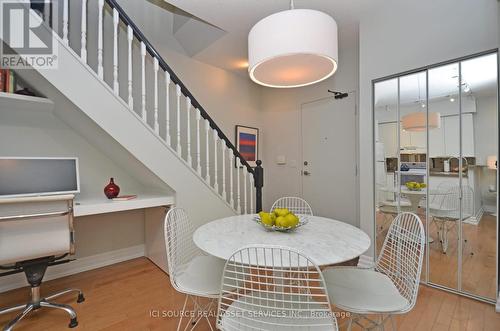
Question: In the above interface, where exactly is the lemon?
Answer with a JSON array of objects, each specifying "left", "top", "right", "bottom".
[
  {"left": 274, "top": 208, "right": 290, "bottom": 217},
  {"left": 275, "top": 216, "right": 287, "bottom": 227},
  {"left": 284, "top": 213, "right": 299, "bottom": 228},
  {"left": 259, "top": 212, "right": 274, "bottom": 226}
]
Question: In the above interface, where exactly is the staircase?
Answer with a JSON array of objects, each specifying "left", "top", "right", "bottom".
[{"left": 9, "top": 0, "right": 263, "bottom": 220}]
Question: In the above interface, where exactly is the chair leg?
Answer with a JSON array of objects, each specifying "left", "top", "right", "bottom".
[
  {"left": 0, "top": 303, "right": 27, "bottom": 316},
  {"left": 177, "top": 295, "right": 189, "bottom": 331},
  {"left": 379, "top": 315, "right": 385, "bottom": 330},
  {"left": 347, "top": 316, "right": 353, "bottom": 331},
  {"left": 3, "top": 304, "right": 34, "bottom": 331},
  {"left": 389, "top": 315, "right": 396, "bottom": 331},
  {"left": 189, "top": 297, "right": 215, "bottom": 331},
  {"left": 39, "top": 301, "right": 78, "bottom": 328}
]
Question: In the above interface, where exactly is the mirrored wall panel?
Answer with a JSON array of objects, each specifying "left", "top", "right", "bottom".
[{"left": 373, "top": 51, "right": 498, "bottom": 301}]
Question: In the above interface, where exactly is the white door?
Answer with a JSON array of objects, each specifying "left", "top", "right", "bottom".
[{"left": 301, "top": 95, "right": 357, "bottom": 225}]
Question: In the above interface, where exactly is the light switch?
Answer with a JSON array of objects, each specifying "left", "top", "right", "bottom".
[{"left": 276, "top": 155, "right": 286, "bottom": 165}]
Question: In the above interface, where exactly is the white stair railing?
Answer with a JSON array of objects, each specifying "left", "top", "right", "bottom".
[{"left": 48, "top": 0, "right": 262, "bottom": 215}]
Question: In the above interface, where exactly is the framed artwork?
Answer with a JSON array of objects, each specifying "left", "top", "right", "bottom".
[{"left": 235, "top": 125, "right": 259, "bottom": 168}]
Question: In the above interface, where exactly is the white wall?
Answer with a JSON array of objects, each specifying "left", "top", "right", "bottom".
[
  {"left": 359, "top": 0, "right": 499, "bottom": 257},
  {"left": 474, "top": 95, "right": 498, "bottom": 210},
  {"left": 475, "top": 95, "right": 498, "bottom": 165},
  {"left": 259, "top": 24, "right": 360, "bottom": 223}
]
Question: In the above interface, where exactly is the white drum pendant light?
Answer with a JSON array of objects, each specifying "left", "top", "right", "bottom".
[
  {"left": 248, "top": 1, "right": 338, "bottom": 88},
  {"left": 402, "top": 112, "right": 441, "bottom": 132}
]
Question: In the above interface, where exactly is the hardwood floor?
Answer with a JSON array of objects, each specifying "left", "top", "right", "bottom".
[
  {"left": 377, "top": 211, "right": 497, "bottom": 300},
  {"left": 0, "top": 257, "right": 499, "bottom": 330}
]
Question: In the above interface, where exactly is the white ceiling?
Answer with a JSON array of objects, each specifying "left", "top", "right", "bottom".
[
  {"left": 374, "top": 53, "right": 498, "bottom": 108},
  {"left": 162, "top": 0, "right": 376, "bottom": 76}
]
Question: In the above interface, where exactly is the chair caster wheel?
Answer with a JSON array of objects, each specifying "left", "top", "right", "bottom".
[
  {"left": 69, "top": 317, "right": 78, "bottom": 328},
  {"left": 77, "top": 293, "right": 85, "bottom": 303}
]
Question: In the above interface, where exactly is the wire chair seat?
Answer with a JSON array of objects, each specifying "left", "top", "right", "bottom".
[
  {"left": 323, "top": 267, "right": 409, "bottom": 314},
  {"left": 173, "top": 255, "right": 226, "bottom": 298},
  {"left": 219, "top": 292, "right": 336, "bottom": 331}
]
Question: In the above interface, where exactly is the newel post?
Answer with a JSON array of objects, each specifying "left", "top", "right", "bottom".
[{"left": 254, "top": 160, "right": 264, "bottom": 213}]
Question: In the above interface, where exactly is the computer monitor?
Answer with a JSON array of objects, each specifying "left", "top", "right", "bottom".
[{"left": 0, "top": 157, "right": 80, "bottom": 198}]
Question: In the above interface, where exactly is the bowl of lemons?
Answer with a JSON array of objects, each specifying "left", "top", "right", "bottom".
[
  {"left": 255, "top": 208, "right": 308, "bottom": 232},
  {"left": 405, "top": 181, "right": 426, "bottom": 191}
]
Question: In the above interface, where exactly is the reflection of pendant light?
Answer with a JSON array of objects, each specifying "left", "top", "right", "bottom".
[
  {"left": 248, "top": 0, "right": 338, "bottom": 88},
  {"left": 487, "top": 155, "right": 497, "bottom": 169},
  {"left": 402, "top": 75, "right": 441, "bottom": 131},
  {"left": 402, "top": 112, "right": 441, "bottom": 131}
]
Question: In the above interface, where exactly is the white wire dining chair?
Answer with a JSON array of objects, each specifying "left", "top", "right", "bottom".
[
  {"left": 323, "top": 212, "right": 425, "bottom": 330},
  {"left": 429, "top": 184, "right": 474, "bottom": 254},
  {"left": 271, "top": 197, "right": 314, "bottom": 216},
  {"left": 164, "top": 207, "right": 225, "bottom": 331},
  {"left": 217, "top": 245, "right": 338, "bottom": 331}
]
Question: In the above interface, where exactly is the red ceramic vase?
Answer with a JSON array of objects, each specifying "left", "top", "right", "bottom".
[{"left": 104, "top": 177, "right": 120, "bottom": 199}]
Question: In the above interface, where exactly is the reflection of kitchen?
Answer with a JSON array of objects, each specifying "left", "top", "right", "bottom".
[
  {"left": 375, "top": 94, "right": 498, "bottom": 217},
  {"left": 374, "top": 54, "right": 498, "bottom": 301}
]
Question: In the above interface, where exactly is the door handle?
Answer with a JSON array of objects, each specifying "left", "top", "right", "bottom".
[{"left": 303, "top": 170, "right": 311, "bottom": 176}]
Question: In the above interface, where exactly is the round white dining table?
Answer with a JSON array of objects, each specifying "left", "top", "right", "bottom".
[
  {"left": 380, "top": 187, "right": 448, "bottom": 213},
  {"left": 193, "top": 214, "right": 371, "bottom": 267}
]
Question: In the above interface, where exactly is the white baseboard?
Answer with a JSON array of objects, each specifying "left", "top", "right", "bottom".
[
  {"left": 464, "top": 207, "right": 484, "bottom": 226},
  {"left": 0, "top": 244, "right": 145, "bottom": 293},
  {"left": 357, "top": 254, "right": 375, "bottom": 268}
]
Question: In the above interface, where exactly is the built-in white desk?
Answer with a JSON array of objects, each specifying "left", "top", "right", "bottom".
[
  {"left": 74, "top": 194, "right": 175, "bottom": 217},
  {"left": 74, "top": 194, "right": 174, "bottom": 273}
]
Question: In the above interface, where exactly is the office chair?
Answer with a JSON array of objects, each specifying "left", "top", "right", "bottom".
[{"left": 0, "top": 195, "right": 84, "bottom": 331}]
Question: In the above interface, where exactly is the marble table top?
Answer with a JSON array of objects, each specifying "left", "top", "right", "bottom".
[
  {"left": 380, "top": 187, "right": 448, "bottom": 196},
  {"left": 193, "top": 214, "right": 371, "bottom": 267}
]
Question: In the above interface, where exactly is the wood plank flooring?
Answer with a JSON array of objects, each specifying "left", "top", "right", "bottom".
[{"left": 0, "top": 257, "right": 499, "bottom": 330}]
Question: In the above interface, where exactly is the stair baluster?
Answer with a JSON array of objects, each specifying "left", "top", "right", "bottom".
[
  {"left": 229, "top": 152, "right": 235, "bottom": 208},
  {"left": 165, "top": 72, "right": 171, "bottom": 146},
  {"left": 112, "top": 8, "right": 119, "bottom": 94},
  {"left": 222, "top": 144, "right": 227, "bottom": 200},
  {"left": 195, "top": 108, "right": 202, "bottom": 175},
  {"left": 236, "top": 160, "right": 242, "bottom": 214},
  {"left": 243, "top": 160, "right": 248, "bottom": 214},
  {"left": 213, "top": 129, "right": 219, "bottom": 192},
  {"left": 127, "top": 25, "right": 133, "bottom": 108},
  {"left": 140, "top": 42, "right": 147, "bottom": 122},
  {"left": 250, "top": 175, "right": 254, "bottom": 214},
  {"left": 176, "top": 85, "right": 182, "bottom": 156},
  {"left": 44, "top": 0, "right": 50, "bottom": 27},
  {"left": 62, "top": 0, "right": 69, "bottom": 45},
  {"left": 205, "top": 120, "right": 211, "bottom": 184},
  {"left": 80, "top": 0, "right": 87, "bottom": 62},
  {"left": 186, "top": 97, "right": 192, "bottom": 167},
  {"left": 153, "top": 58, "right": 159, "bottom": 134},
  {"left": 97, "top": 0, "right": 104, "bottom": 79}
]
